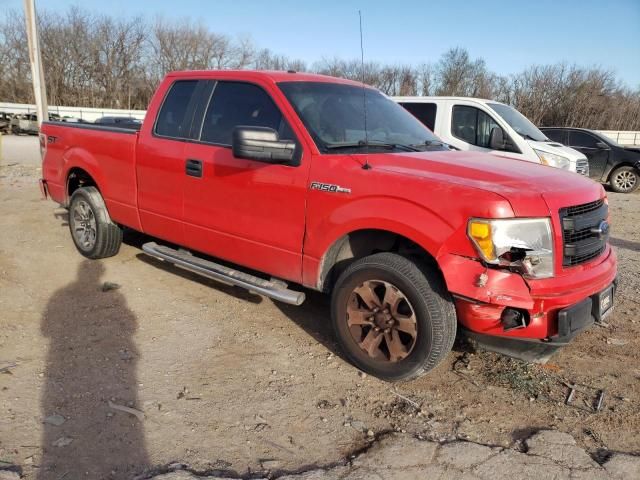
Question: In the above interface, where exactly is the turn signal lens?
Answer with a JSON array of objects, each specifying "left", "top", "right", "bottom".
[{"left": 468, "top": 221, "right": 496, "bottom": 261}]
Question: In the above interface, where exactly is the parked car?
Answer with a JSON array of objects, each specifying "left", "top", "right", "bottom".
[
  {"left": 0, "top": 112, "right": 12, "bottom": 133},
  {"left": 395, "top": 97, "right": 589, "bottom": 175},
  {"left": 61, "top": 116, "right": 89, "bottom": 123},
  {"left": 540, "top": 127, "right": 640, "bottom": 193},
  {"left": 10, "top": 113, "right": 39, "bottom": 135},
  {"left": 94, "top": 116, "right": 142, "bottom": 130},
  {"left": 39, "top": 70, "right": 617, "bottom": 381}
]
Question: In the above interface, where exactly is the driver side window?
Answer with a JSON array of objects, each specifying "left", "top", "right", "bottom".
[
  {"left": 200, "top": 81, "right": 294, "bottom": 145},
  {"left": 452, "top": 105, "right": 501, "bottom": 148}
]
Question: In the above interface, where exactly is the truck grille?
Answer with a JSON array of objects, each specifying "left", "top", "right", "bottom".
[
  {"left": 559, "top": 199, "right": 607, "bottom": 266},
  {"left": 576, "top": 158, "right": 589, "bottom": 176}
]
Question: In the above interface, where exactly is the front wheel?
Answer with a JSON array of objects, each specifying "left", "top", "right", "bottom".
[
  {"left": 69, "top": 187, "right": 122, "bottom": 259},
  {"left": 331, "top": 253, "right": 457, "bottom": 382},
  {"left": 609, "top": 166, "right": 639, "bottom": 193}
]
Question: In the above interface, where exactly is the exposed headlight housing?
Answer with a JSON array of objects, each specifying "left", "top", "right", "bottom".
[
  {"left": 533, "top": 149, "right": 571, "bottom": 170},
  {"left": 468, "top": 218, "right": 554, "bottom": 278}
]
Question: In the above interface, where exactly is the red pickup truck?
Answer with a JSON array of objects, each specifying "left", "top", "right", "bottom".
[{"left": 40, "top": 70, "right": 617, "bottom": 381}]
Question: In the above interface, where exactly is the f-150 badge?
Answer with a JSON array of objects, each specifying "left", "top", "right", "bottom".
[{"left": 310, "top": 182, "right": 351, "bottom": 194}]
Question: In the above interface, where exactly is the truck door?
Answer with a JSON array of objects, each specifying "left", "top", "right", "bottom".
[
  {"left": 136, "top": 79, "right": 203, "bottom": 245},
  {"left": 181, "top": 80, "right": 310, "bottom": 283},
  {"left": 568, "top": 130, "right": 609, "bottom": 180}
]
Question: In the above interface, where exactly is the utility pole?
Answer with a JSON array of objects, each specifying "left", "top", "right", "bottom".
[{"left": 23, "top": 0, "right": 48, "bottom": 127}]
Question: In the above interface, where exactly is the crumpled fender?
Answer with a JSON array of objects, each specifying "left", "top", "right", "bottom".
[{"left": 438, "top": 253, "right": 533, "bottom": 310}]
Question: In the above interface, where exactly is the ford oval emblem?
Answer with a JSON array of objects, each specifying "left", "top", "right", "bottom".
[{"left": 591, "top": 220, "right": 610, "bottom": 238}]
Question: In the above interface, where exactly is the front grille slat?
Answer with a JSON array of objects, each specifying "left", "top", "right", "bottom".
[
  {"left": 560, "top": 199, "right": 607, "bottom": 267},
  {"left": 565, "top": 199, "right": 603, "bottom": 216}
]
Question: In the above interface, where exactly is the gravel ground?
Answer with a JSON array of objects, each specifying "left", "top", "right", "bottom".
[{"left": 0, "top": 135, "right": 638, "bottom": 479}]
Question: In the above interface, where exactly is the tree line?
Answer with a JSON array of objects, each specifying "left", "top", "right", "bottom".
[{"left": 1, "top": 7, "right": 639, "bottom": 130}]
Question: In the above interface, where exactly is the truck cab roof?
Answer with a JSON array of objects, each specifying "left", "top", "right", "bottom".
[
  {"left": 165, "top": 69, "right": 369, "bottom": 87},
  {"left": 394, "top": 96, "right": 499, "bottom": 105}
]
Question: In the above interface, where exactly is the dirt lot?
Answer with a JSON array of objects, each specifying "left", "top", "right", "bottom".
[{"left": 1, "top": 135, "right": 639, "bottom": 479}]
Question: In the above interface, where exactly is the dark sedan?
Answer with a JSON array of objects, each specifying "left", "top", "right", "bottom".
[
  {"left": 94, "top": 116, "right": 142, "bottom": 131},
  {"left": 541, "top": 127, "right": 640, "bottom": 193}
]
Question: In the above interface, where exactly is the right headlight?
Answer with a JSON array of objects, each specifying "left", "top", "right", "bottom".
[
  {"left": 468, "top": 218, "right": 554, "bottom": 279},
  {"left": 533, "top": 149, "right": 571, "bottom": 170}
]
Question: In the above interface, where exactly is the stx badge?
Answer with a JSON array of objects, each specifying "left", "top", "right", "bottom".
[{"left": 310, "top": 182, "right": 351, "bottom": 194}]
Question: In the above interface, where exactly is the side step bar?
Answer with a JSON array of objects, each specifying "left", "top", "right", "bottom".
[{"left": 141, "top": 242, "right": 305, "bottom": 306}]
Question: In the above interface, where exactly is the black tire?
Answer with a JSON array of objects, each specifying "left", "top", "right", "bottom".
[
  {"left": 331, "top": 252, "right": 457, "bottom": 382},
  {"left": 609, "top": 166, "right": 639, "bottom": 193},
  {"left": 68, "top": 187, "right": 122, "bottom": 259}
]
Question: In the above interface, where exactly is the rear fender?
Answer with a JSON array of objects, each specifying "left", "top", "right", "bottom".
[{"left": 62, "top": 147, "right": 106, "bottom": 205}]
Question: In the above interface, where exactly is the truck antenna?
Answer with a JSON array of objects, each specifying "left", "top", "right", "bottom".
[{"left": 359, "top": 10, "right": 371, "bottom": 170}]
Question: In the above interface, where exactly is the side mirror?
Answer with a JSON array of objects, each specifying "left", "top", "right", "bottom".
[
  {"left": 595, "top": 141, "right": 609, "bottom": 150},
  {"left": 489, "top": 126, "right": 506, "bottom": 150},
  {"left": 232, "top": 126, "right": 296, "bottom": 164}
]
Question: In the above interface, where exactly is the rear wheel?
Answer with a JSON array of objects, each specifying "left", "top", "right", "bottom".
[
  {"left": 331, "top": 252, "right": 457, "bottom": 381},
  {"left": 69, "top": 187, "right": 122, "bottom": 259},
  {"left": 609, "top": 166, "right": 639, "bottom": 193}
]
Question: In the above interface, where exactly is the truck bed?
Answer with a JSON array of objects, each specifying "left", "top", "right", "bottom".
[{"left": 41, "top": 121, "right": 141, "bottom": 230}]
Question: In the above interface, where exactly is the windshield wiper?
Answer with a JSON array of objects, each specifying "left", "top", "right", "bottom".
[
  {"left": 518, "top": 132, "right": 541, "bottom": 141},
  {"left": 409, "top": 140, "right": 453, "bottom": 150},
  {"left": 324, "top": 140, "right": 420, "bottom": 152}
]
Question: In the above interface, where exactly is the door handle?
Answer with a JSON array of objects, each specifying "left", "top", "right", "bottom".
[{"left": 185, "top": 159, "right": 203, "bottom": 178}]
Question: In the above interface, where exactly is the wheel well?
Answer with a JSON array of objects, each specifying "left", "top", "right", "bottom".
[
  {"left": 67, "top": 168, "right": 97, "bottom": 203},
  {"left": 318, "top": 229, "right": 438, "bottom": 292}
]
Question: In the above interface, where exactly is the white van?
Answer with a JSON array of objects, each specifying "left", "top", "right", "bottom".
[{"left": 393, "top": 97, "right": 589, "bottom": 175}]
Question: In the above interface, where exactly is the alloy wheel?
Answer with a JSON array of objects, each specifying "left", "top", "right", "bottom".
[
  {"left": 613, "top": 170, "right": 637, "bottom": 192},
  {"left": 71, "top": 199, "right": 97, "bottom": 250},
  {"left": 345, "top": 280, "right": 418, "bottom": 363}
]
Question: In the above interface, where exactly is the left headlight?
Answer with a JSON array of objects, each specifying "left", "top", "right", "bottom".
[
  {"left": 534, "top": 149, "right": 571, "bottom": 170},
  {"left": 468, "top": 218, "right": 554, "bottom": 279}
]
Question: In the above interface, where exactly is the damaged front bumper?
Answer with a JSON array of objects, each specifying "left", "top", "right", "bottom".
[{"left": 439, "top": 248, "right": 618, "bottom": 361}]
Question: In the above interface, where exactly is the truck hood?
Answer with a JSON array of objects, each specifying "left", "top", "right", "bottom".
[{"left": 370, "top": 150, "right": 603, "bottom": 216}]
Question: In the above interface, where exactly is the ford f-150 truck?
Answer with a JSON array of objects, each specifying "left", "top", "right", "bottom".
[{"left": 40, "top": 70, "right": 617, "bottom": 381}]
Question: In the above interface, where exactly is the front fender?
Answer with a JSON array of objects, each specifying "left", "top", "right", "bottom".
[{"left": 302, "top": 196, "right": 458, "bottom": 288}]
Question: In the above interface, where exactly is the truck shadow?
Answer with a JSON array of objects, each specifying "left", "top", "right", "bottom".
[
  {"left": 39, "top": 260, "right": 149, "bottom": 479},
  {"left": 274, "top": 290, "right": 342, "bottom": 356},
  {"left": 124, "top": 228, "right": 264, "bottom": 305},
  {"left": 51, "top": 215, "right": 467, "bottom": 372},
  {"left": 274, "top": 290, "right": 471, "bottom": 368},
  {"left": 609, "top": 236, "right": 640, "bottom": 252},
  {"left": 121, "top": 228, "right": 471, "bottom": 368}
]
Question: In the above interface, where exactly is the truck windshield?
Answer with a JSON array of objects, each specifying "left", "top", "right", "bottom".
[
  {"left": 487, "top": 103, "right": 548, "bottom": 142},
  {"left": 278, "top": 81, "right": 443, "bottom": 153}
]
